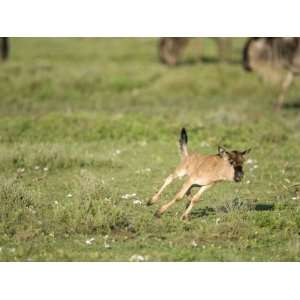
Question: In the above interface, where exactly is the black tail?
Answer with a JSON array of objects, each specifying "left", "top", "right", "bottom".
[{"left": 179, "top": 128, "right": 188, "bottom": 157}]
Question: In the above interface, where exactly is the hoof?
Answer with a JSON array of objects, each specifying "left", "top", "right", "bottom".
[
  {"left": 154, "top": 210, "right": 162, "bottom": 218},
  {"left": 180, "top": 214, "right": 189, "bottom": 221},
  {"left": 146, "top": 200, "right": 153, "bottom": 206},
  {"left": 185, "top": 201, "right": 191, "bottom": 209}
]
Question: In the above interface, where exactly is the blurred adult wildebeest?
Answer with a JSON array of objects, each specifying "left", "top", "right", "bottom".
[
  {"left": 243, "top": 37, "right": 300, "bottom": 110},
  {"left": 158, "top": 37, "right": 232, "bottom": 66},
  {"left": 0, "top": 38, "right": 9, "bottom": 60}
]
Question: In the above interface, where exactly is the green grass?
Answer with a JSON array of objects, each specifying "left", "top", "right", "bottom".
[{"left": 0, "top": 38, "right": 300, "bottom": 261}]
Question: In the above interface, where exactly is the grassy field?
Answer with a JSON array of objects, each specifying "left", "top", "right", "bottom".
[{"left": 0, "top": 38, "right": 300, "bottom": 261}]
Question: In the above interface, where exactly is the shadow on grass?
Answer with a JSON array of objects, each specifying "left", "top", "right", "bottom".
[
  {"left": 250, "top": 203, "right": 275, "bottom": 211},
  {"left": 190, "top": 201, "right": 274, "bottom": 219},
  {"left": 283, "top": 100, "right": 300, "bottom": 110},
  {"left": 190, "top": 206, "right": 216, "bottom": 218},
  {"left": 175, "top": 56, "right": 241, "bottom": 67},
  {"left": 201, "top": 56, "right": 241, "bottom": 65}
]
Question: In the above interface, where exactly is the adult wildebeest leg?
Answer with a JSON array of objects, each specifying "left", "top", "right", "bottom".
[
  {"left": 159, "top": 38, "right": 176, "bottom": 65},
  {"left": 216, "top": 38, "right": 232, "bottom": 62},
  {"left": 275, "top": 71, "right": 294, "bottom": 110},
  {"left": 172, "top": 38, "right": 189, "bottom": 64},
  {"left": 158, "top": 38, "right": 189, "bottom": 66},
  {"left": 155, "top": 179, "right": 193, "bottom": 217},
  {"left": 191, "top": 38, "right": 203, "bottom": 62},
  {"left": 0, "top": 38, "right": 9, "bottom": 60},
  {"left": 181, "top": 184, "right": 212, "bottom": 220}
]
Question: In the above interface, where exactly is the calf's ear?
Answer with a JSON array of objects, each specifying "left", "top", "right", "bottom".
[
  {"left": 218, "top": 146, "right": 229, "bottom": 158},
  {"left": 241, "top": 148, "right": 251, "bottom": 155}
]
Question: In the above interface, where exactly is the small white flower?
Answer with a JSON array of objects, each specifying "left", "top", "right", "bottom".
[
  {"left": 136, "top": 168, "right": 152, "bottom": 174},
  {"left": 130, "top": 254, "right": 145, "bottom": 262},
  {"left": 104, "top": 242, "right": 111, "bottom": 249},
  {"left": 9, "top": 248, "right": 16, "bottom": 253},
  {"left": 292, "top": 197, "right": 298, "bottom": 200},
  {"left": 121, "top": 193, "right": 137, "bottom": 199},
  {"left": 67, "top": 193, "right": 73, "bottom": 198},
  {"left": 253, "top": 165, "right": 258, "bottom": 169},
  {"left": 30, "top": 208, "right": 36, "bottom": 214},
  {"left": 43, "top": 167, "right": 48, "bottom": 172},
  {"left": 284, "top": 178, "right": 291, "bottom": 183},
  {"left": 191, "top": 240, "right": 198, "bottom": 247},
  {"left": 133, "top": 200, "right": 142, "bottom": 205},
  {"left": 216, "top": 218, "right": 221, "bottom": 225},
  {"left": 0, "top": 247, "right": 2, "bottom": 252},
  {"left": 17, "top": 168, "right": 25, "bottom": 173},
  {"left": 54, "top": 201, "right": 59, "bottom": 205},
  {"left": 85, "top": 238, "right": 95, "bottom": 245},
  {"left": 112, "top": 149, "right": 121, "bottom": 157},
  {"left": 34, "top": 166, "right": 40, "bottom": 170},
  {"left": 246, "top": 180, "right": 251, "bottom": 184},
  {"left": 103, "top": 235, "right": 111, "bottom": 248},
  {"left": 246, "top": 159, "right": 254, "bottom": 165},
  {"left": 200, "top": 141, "right": 210, "bottom": 147},
  {"left": 202, "top": 245, "right": 206, "bottom": 249}
]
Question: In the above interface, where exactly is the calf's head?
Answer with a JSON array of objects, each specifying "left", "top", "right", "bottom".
[{"left": 218, "top": 146, "right": 251, "bottom": 182}]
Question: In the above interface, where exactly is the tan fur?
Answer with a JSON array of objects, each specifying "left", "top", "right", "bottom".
[
  {"left": 147, "top": 129, "right": 250, "bottom": 220},
  {"left": 159, "top": 38, "right": 189, "bottom": 66},
  {"left": 159, "top": 37, "right": 232, "bottom": 66},
  {"left": 176, "top": 153, "right": 235, "bottom": 185}
]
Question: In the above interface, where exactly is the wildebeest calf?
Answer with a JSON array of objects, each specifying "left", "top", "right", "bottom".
[{"left": 147, "top": 128, "right": 251, "bottom": 220}]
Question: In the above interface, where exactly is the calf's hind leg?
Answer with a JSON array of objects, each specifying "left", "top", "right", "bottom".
[
  {"left": 147, "top": 173, "right": 177, "bottom": 206},
  {"left": 181, "top": 184, "right": 212, "bottom": 221},
  {"left": 155, "top": 179, "right": 193, "bottom": 217},
  {"left": 148, "top": 168, "right": 187, "bottom": 206}
]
